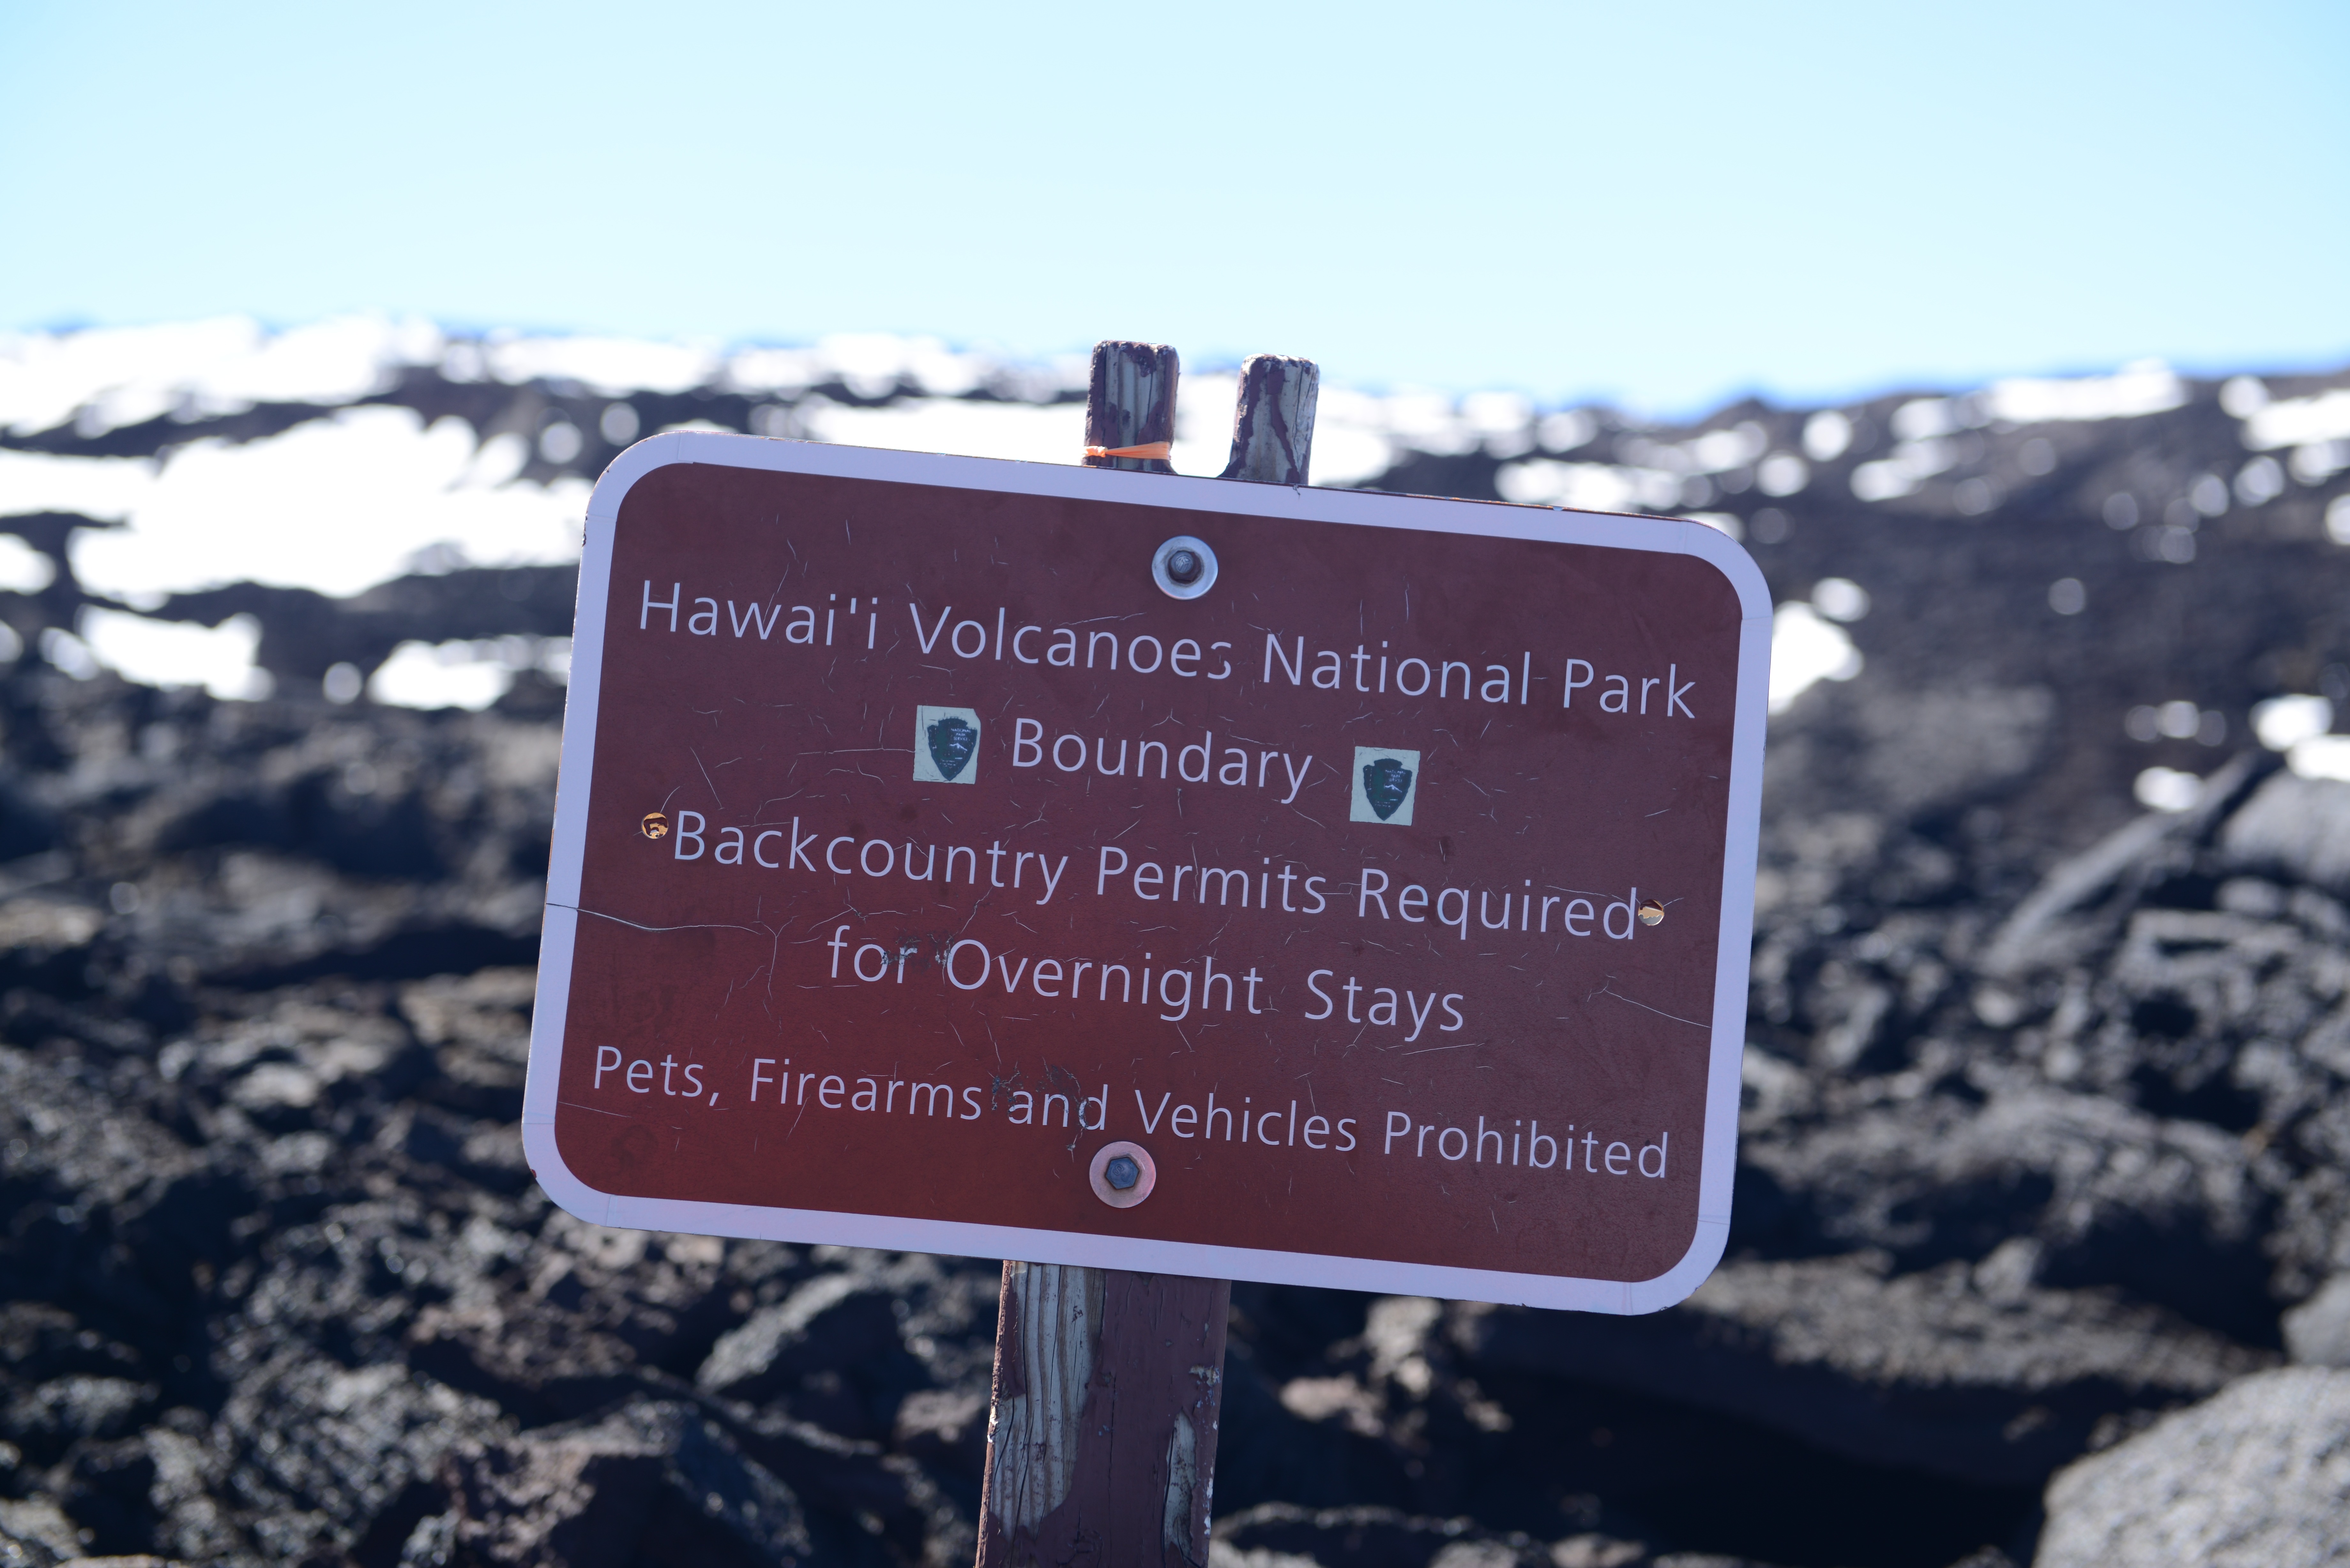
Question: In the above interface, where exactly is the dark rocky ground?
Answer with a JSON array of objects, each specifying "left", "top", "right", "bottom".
[{"left": 4, "top": 350, "right": 2350, "bottom": 1566}]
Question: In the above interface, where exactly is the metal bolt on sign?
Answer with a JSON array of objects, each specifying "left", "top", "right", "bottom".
[
  {"left": 1087, "top": 1140, "right": 1157, "bottom": 1208},
  {"left": 1152, "top": 534, "right": 1218, "bottom": 599}
]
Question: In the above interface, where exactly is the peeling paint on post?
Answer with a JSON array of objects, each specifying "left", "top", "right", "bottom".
[
  {"left": 978, "top": 1264, "right": 1228, "bottom": 1566},
  {"left": 1082, "top": 341, "right": 1179, "bottom": 475},
  {"left": 982, "top": 1263, "right": 1099, "bottom": 1539},
  {"left": 1221, "top": 354, "right": 1319, "bottom": 486}
]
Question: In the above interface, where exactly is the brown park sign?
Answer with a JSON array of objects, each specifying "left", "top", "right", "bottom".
[{"left": 522, "top": 433, "right": 1770, "bottom": 1311}]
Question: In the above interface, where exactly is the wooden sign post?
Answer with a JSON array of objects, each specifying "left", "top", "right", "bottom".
[
  {"left": 975, "top": 343, "right": 1322, "bottom": 1567},
  {"left": 522, "top": 334, "right": 1768, "bottom": 1568}
]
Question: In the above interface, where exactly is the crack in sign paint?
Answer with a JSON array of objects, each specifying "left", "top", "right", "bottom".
[
  {"left": 560, "top": 902, "right": 768, "bottom": 938},
  {"left": 1585, "top": 980, "right": 1709, "bottom": 1030}
]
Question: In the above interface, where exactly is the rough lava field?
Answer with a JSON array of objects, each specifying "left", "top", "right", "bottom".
[{"left": 4, "top": 323, "right": 2350, "bottom": 1566}]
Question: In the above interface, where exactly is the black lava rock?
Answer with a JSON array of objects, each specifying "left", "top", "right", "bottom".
[{"left": 3, "top": 345, "right": 2348, "bottom": 1566}]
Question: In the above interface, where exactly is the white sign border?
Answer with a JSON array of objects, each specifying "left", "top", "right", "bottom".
[{"left": 523, "top": 432, "right": 1772, "bottom": 1315}]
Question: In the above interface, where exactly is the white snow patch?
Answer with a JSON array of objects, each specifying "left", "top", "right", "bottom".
[
  {"left": 1811, "top": 578, "right": 1870, "bottom": 622},
  {"left": 1688, "top": 422, "right": 1767, "bottom": 473},
  {"left": 2254, "top": 694, "right": 2334, "bottom": 751},
  {"left": 2288, "top": 441, "right": 2349, "bottom": 485},
  {"left": 1770, "top": 603, "right": 1863, "bottom": 712},
  {"left": 1495, "top": 460, "right": 1678, "bottom": 513},
  {"left": 2291, "top": 735, "right": 2350, "bottom": 782},
  {"left": 2219, "top": 376, "right": 2270, "bottom": 417},
  {"left": 39, "top": 627, "right": 101, "bottom": 680},
  {"left": 1305, "top": 388, "right": 1401, "bottom": 486},
  {"left": 2235, "top": 455, "right": 2286, "bottom": 507},
  {"left": 0, "top": 315, "right": 442, "bottom": 437},
  {"left": 60, "top": 407, "right": 585, "bottom": 604},
  {"left": 80, "top": 607, "right": 268, "bottom": 700},
  {"left": 1802, "top": 411, "right": 1853, "bottom": 461},
  {"left": 2241, "top": 388, "right": 2350, "bottom": 451},
  {"left": 1850, "top": 437, "right": 1958, "bottom": 501},
  {"left": 1377, "top": 391, "right": 1478, "bottom": 456},
  {"left": 0, "top": 449, "right": 162, "bottom": 518},
  {"left": 370, "top": 641, "right": 511, "bottom": 711},
  {"left": 1986, "top": 361, "right": 2185, "bottom": 425},
  {"left": 723, "top": 347, "right": 826, "bottom": 397},
  {"left": 2134, "top": 766, "right": 2202, "bottom": 812},
  {"left": 1538, "top": 410, "right": 1597, "bottom": 452},
  {"left": 367, "top": 636, "right": 565, "bottom": 712},
  {"left": 1757, "top": 452, "right": 1809, "bottom": 495},
  {"left": 480, "top": 334, "right": 717, "bottom": 396},
  {"left": 1461, "top": 392, "right": 1534, "bottom": 440},
  {"left": 793, "top": 398, "right": 1085, "bottom": 467},
  {"left": 1314, "top": 386, "right": 1520, "bottom": 483},
  {"left": 0, "top": 536, "right": 56, "bottom": 593},
  {"left": 1891, "top": 399, "right": 1958, "bottom": 441},
  {"left": 1171, "top": 371, "right": 1240, "bottom": 478}
]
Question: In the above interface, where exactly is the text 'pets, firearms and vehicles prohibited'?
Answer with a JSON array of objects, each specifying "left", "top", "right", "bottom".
[{"left": 523, "top": 433, "right": 1770, "bottom": 1311}]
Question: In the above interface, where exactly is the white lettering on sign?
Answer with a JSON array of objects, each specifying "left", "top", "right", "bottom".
[
  {"left": 1009, "top": 718, "right": 1317, "bottom": 802},
  {"left": 632, "top": 583, "right": 1701, "bottom": 720},
  {"left": 573, "top": 1031, "right": 1681, "bottom": 1184},
  {"left": 655, "top": 809, "right": 1654, "bottom": 951},
  {"left": 573, "top": 1036, "right": 1680, "bottom": 1194},
  {"left": 530, "top": 434, "right": 1770, "bottom": 1316}
]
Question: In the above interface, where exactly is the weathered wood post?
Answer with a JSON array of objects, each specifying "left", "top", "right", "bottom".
[
  {"left": 1082, "top": 340, "right": 1180, "bottom": 475},
  {"left": 1219, "top": 353, "right": 1320, "bottom": 487},
  {"left": 974, "top": 343, "right": 1318, "bottom": 1568}
]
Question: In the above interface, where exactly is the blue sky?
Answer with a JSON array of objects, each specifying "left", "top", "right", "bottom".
[{"left": 3, "top": 0, "right": 2344, "bottom": 412}]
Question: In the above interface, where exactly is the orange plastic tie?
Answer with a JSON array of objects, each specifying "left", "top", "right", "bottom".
[{"left": 1084, "top": 441, "right": 1173, "bottom": 460}]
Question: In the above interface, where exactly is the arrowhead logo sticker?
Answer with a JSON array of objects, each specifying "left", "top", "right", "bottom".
[
  {"left": 1362, "top": 757, "right": 1413, "bottom": 818},
  {"left": 928, "top": 718, "right": 976, "bottom": 778},
  {"left": 1350, "top": 746, "right": 1421, "bottom": 826},
  {"left": 913, "top": 706, "right": 982, "bottom": 785}
]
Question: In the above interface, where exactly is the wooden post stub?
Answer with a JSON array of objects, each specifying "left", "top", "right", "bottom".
[
  {"left": 1083, "top": 341, "right": 1179, "bottom": 474},
  {"left": 1219, "top": 354, "right": 1320, "bottom": 485},
  {"left": 976, "top": 343, "right": 1317, "bottom": 1568},
  {"left": 976, "top": 1264, "right": 1230, "bottom": 1566}
]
